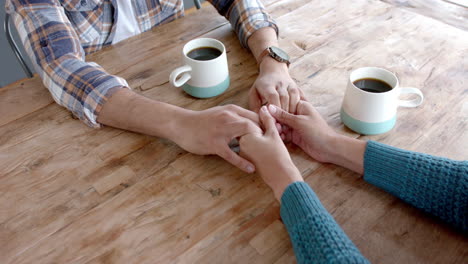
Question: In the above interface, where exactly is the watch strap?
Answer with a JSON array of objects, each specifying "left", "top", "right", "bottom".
[
  {"left": 256, "top": 47, "right": 290, "bottom": 67},
  {"left": 256, "top": 48, "right": 271, "bottom": 66}
]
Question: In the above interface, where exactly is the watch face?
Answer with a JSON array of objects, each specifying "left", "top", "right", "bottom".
[{"left": 270, "top": 46, "right": 290, "bottom": 61}]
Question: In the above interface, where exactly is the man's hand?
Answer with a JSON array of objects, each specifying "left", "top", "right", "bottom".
[
  {"left": 170, "top": 104, "right": 262, "bottom": 173},
  {"left": 247, "top": 27, "right": 304, "bottom": 114},
  {"left": 98, "top": 90, "right": 261, "bottom": 174},
  {"left": 249, "top": 57, "right": 303, "bottom": 114}
]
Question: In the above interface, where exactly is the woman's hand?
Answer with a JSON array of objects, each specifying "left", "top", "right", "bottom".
[
  {"left": 239, "top": 106, "right": 303, "bottom": 201},
  {"left": 267, "top": 102, "right": 339, "bottom": 163},
  {"left": 268, "top": 101, "right": 366, "bottom": 174}
]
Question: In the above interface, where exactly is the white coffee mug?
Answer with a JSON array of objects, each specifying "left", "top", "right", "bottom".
[
  {"left": 340, "top": 67, "right": 424, "bottom": 135},
  {"left": 169, "top": 38, "right": 230, "bottom": 98}
]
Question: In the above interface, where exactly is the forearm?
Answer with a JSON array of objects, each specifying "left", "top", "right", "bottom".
[
  {"left": 281, "top": 182, "right": 369, "bottom": 264},
  {"left": 247, "top": 27, "right": 288, "bottom": 72},
  {"left": 327, "top": 136, "right": 467, "bottom": 230},
  {"left": 248, "top": 27, "right": 278, "bottom": 61},
  {"left": 363, "top": 141, "right": 468, "bottom": 231},
  {"left": 9, "top": 1, "right": 129, "bottom": 128},
  {"left": 97, "top": 89, "right": 187, "bottom": 140},
  {"left": 326, "top": 135, "right": 367, "bottom": 175}
]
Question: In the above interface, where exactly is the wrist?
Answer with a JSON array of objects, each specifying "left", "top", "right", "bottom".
[
  {"left": 322, "top": 134, "right": 344, "bottom": 163},
  {"left": 259, "top": 55, "right": 289, "bottom": 74},
  {"left": 269, "top": 163, "right": 303, "bottom": 201},
  {"left": 164, "top": 107, "right": 194, "bottom": 143},
  {"left": 326, "top": 135, "right": 366, "bottom": 175}
]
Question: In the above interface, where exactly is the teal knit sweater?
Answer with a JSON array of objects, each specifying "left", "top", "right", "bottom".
[{"left": 280, "top": 141, "right": 467, "bottom": 264}]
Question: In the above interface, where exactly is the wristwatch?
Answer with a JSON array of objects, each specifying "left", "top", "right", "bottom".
[{"left": 257, "top": 46, "right": 291, "bottom": 67}]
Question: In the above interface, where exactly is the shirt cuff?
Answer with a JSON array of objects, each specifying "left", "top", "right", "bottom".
[
  {"left": 280, "top": 181, "right": 324, "bottom": 228},
  {"left": 82, "top": 70, "right": 130, "bottom": 128},
  {"left": 227, "top": 0, "right": 279, "bottom": 49},
  {"left": 241, "top": 20, "right": 279, "bottom": 49},
  {"left": 363, "top": 140, "right": 412, "bottom": 197}
]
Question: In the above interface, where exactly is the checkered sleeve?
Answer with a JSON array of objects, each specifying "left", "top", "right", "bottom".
[
  {"left": 208, "top": 0, "right": 278, "bottom": 49},
  {"left": 6, "top": 0, "right": 130, "bottom": 128}
]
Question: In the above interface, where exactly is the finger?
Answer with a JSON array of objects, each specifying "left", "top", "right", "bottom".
[
  {"left": 230, "top": 120, "right": 262, "bottom": 137},
  {"left": 265, "top": 88, "right": 281, "bottom": 109},
  {"left": 282, "top": 125, "right": 292, "bottom": 143},
  {"left": 275, "top": 122, "right": 282, "bottom": 133},
  {"left": 218, "top": 146, "right": 255, "bottom": 173},
  {"left": 288, "top": 86, "right": 301, "bottom": 114},
  {"left": 296, "top": 100, "right": 316, "bottom": 116},
  {"left": 267, "top": 104, "right": 298, "bottom": 128},
  {"left": 248, "top": 87, "right": 262, "bottom": 113},
  {"left": 299, "top": 88, "right": 307, "bottom": 101},
  {"left": 277, "top": 87, "right": 290, "bottom": 113},
  {"left": 227, "top": 104, "right": 261, "bottom": 125},
  {"left": 259, "top": 106, "right": 278, "bottom": 136}
]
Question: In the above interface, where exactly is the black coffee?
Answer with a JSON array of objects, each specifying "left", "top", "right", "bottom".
[
  {"left": 353, "top": 78, "right": 392, "bottom": 93},
  {"left": 187, "top": 47, "right": 222, "bottom": 61}
]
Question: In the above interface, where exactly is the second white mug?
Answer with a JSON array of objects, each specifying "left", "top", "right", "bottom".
[{"left": 340, "top": 67, "right": 424, "bottom": 135}]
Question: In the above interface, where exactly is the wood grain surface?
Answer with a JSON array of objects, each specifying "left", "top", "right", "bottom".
[{"left": 0, "top": 0, "right": 467, "bottom": 263}]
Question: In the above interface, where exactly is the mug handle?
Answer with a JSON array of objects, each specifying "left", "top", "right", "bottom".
[
  {"left": 169, "top": 65, "right": 192, "bottom": 87},
  {"left": 398, "top": 87, "right": 424, "bottom": 108}
]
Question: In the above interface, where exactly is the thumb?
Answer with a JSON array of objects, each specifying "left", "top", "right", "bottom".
[
  {"left": 248, "top": 86, "right": 262, "bottom": 113},
  {"left": 268, "top": 104, "right": 298, "bottom": 128},
  {"left": 218, "top": 145, "right": 256, "bottom": 174},
  {"left": 296, "top": 100, "right": 316, "bottom": 116},
  {"left": 259, "top": 106, "right": 277, "bottom": 136}
]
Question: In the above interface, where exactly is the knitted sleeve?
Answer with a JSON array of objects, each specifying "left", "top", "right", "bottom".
[
  {"left": 364, "top": 141, "right": 468, "bottom": 231},
  {"left": 280, "top": 182, "right": 370, "bottom": 264}
]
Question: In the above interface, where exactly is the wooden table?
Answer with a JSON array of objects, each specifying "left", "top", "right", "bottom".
[{"left": 1, "top": 0, "right": 467, "bottom": 263}]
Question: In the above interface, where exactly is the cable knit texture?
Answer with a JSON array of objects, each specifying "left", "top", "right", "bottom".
[
  {"left": 280, "top": 141, "right": 467, "bottom": 264},
  {"left": 364, "top": 141, "right": 468, "bottom": 232},
  {"left": 280, "top": 182, "right": 370, "bottom": 264}
]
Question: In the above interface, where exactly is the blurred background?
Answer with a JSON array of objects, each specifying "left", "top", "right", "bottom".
[{"left": 0, "top": 0, "right": 202, "bottom": 87}]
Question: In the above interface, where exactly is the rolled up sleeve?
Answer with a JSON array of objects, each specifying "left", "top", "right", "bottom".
[
  {"left": 208, "top": 0, "right": 278, "bottom": 49},
  {"left": 6, "top": 0, "right": 129, "bottom": 128}
]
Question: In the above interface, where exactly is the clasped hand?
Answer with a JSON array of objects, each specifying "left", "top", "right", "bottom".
[
  {"left": 170, "top": 99, "right": 341, "bottom": 202},
  {"left": 239, "top": 101, "right": 342, "bottom": 200},
  {"left": 170, "top": 104, "right": 262, "bottom": 174},
  {"left": 248, "top": 57, "right": 304, "bottom": 114}
]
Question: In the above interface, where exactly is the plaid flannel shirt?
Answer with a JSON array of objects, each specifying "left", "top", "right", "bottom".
[{"left": 6, "top": 0, "right": 278, "bottom": 127}]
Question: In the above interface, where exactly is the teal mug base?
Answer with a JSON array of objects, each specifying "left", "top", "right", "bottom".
[
  {"left": 340, "top": 108, "right": 396, "bottom": 135},
  {"left": 183, "top": 76, "right": 230, "bottom": 98}
]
